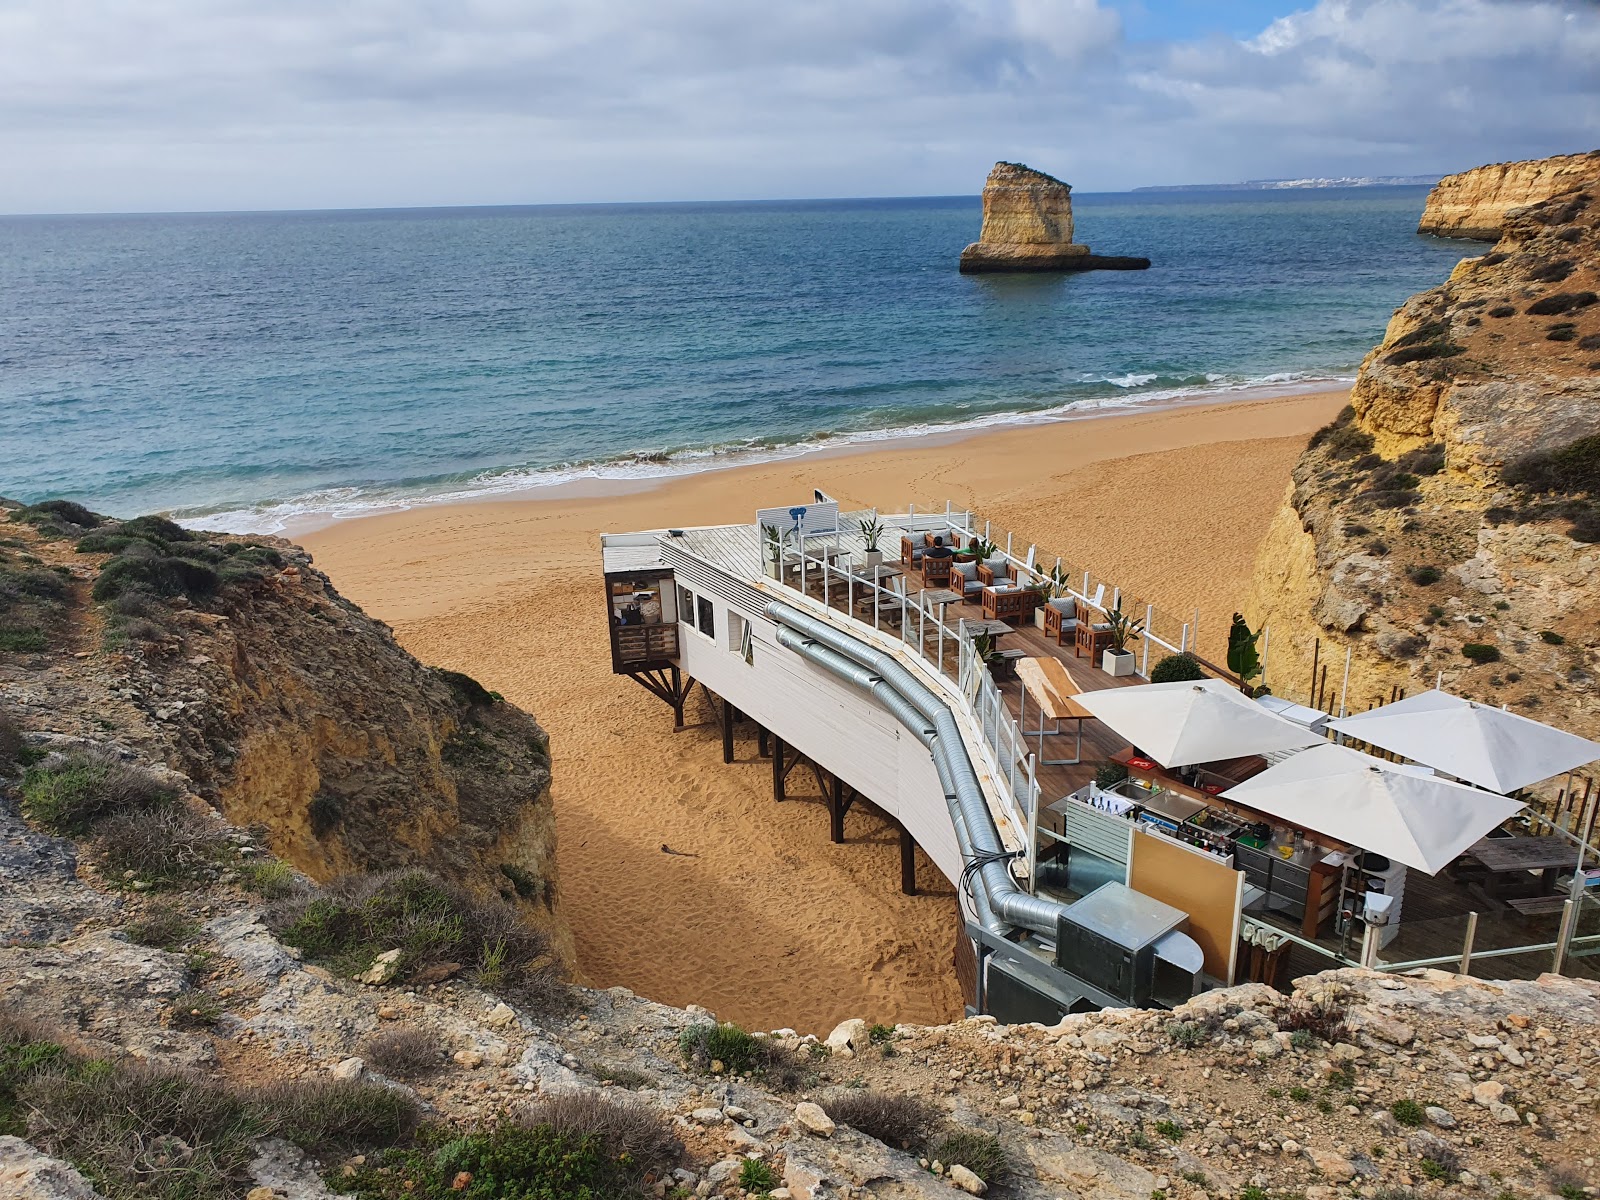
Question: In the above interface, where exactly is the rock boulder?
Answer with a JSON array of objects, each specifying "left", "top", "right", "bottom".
[{"left": 959, "top": 162, "right": 1149, "bottom": 273}]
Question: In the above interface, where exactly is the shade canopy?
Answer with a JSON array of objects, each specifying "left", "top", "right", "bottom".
[
  {"left": 1328, "top": 689, "right": 1600, "bottom": 794},
  {"left": 1221, "top": 742, "right": 1525, "bottom": 874},
  {"left": 1073, "top": 677, "right": 1324, "bottom": 768}
]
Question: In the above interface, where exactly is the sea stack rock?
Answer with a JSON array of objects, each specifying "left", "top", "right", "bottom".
[
  {"left": 959, "top": 161, "right": 1149, "bottom": 273},
  {"left": 1417, "top": 150, "right": 1600, "bottom": 240}
]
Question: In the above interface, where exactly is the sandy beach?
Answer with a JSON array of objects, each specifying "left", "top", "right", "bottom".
[{"left": 300, "top": 389, "right": 1346, "bottom": 1034}]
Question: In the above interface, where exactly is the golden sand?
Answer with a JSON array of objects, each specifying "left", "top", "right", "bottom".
[{"left": 300, "top": 390, "right": 1346, "bottom": 1034}]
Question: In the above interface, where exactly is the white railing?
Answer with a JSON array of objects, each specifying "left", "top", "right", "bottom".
[
  {"left": 900, "top": 499, "right": 1199, "bottom": 671},
  {"left": 769, "top": 529, "right": 1042, "bottom": 874}
]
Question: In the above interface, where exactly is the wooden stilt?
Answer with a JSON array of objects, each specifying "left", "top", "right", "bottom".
[
  {"left": 772, "top": 737, "right": 785, "bottom": 801},
  {"left": 757, "top": 727, "right": 770, "bottom": 757},
  {"left": 622, "top": 665, "right": 696, "bottom": 730},
  {"left": 899, "top": 822, "right": 917, "bottom": 895},
  {"left": 827, "top": 775, "right": 857, "bottom": 844},
  {"left": 721, "top": 698, "right": 735, "bottom": 764}
]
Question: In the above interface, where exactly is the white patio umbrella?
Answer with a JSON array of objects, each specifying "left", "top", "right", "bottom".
[
  {"left": 1221, "top": 742, "right": 1525, "bottom": 874},
  {"left": 1328, "top": 689, "right": 1600, "bottom": 794},
  {"left": 1073, "top": 677, "right": 1324, "bottom": 768}
]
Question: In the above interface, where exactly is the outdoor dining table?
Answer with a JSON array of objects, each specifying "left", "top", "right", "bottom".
[
  {"left": 966, "top": 618, "right": 1014, "bottom": 638},
  {"left": 919, "top": 588, "right": 962, "bottom": 608},
  {"left": 1463, "top": 834, "right": 1589, "bottom": 895},
  {"left": 1015, "top": 656, "right": 1094, "bottom": 766}
]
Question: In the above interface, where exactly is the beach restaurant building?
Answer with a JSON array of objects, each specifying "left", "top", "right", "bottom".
[{"left": 600, "top": 496, "right": 1600, "bottom": 1022}]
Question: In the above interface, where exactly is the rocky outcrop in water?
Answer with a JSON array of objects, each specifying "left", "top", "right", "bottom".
[
  {"left": 1418, "top": 150, "right": 1600, "bottom": 241},
  {"left": 1249, "top": 180, "right": 1600, "bottom": 736},
  {"left": 959, "top": 162, "right": 1150, "bottom": 273}
]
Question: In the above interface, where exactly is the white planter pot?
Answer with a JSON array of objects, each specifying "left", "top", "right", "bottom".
[
  {"left": 765, "top": 558, "right": 781, "bottom": 580},
  {"left": 1033, "top": 608, "right": 1047, "bottom": 630},
  {"left": 1102, "top": 649, "right": 1137, "bottom": 677},
  {"left": 864, "top": 549, "right": 884, "bottom": 569}
]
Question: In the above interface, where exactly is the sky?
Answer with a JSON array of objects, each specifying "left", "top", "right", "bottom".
[{"left": 0, "top": 0, "right": 1597, "bottom": 214}]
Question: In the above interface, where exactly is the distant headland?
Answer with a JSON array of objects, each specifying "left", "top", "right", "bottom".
[
  {"left": 959, "top": 162, "right": 1151, "bottom": 273},
  {"left": 1135, "top": 175, "right": 1444, "bottom": 192}
]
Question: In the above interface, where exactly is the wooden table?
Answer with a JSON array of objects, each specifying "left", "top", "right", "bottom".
[
  {"left": 920, "top": 588, "right": 962, "bottom": 608},
  {"left": 966, "top": 619, "right": 1014, "bottom": 638},
  {"left": 851, "top": 563, "right": 903, "bottom": 583},
  {"left": 1015, "top": 657, "right": 1095, "bottom": 766},
  {"left": 1464, "top": 835, "right": 1587, "bottom": 895}
]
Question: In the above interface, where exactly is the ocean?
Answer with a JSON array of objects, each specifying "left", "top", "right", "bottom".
[{"left": 1, "top": 188, "right": 1473, "bottom": 532}]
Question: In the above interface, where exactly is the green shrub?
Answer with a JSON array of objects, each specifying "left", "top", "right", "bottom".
[
  {"left": 358, "top": 1027, "right": 441, "bottom": 1080},
  {"left": 1540, "top": 630, "right": 1566, "bottom": 645},
  {"left": 95, "top": 805, "right": 227, "bottom": 886},
  {"left": 1462, "top": 643, "right": 1501, "bottom": 664},
  {"left": 1282, "top": 993, "right": 1348, "bottom": 1044},
  {"left": 1150, "top": 653, "right": 1205, "bottom": 683},
  {"left": 584, "top": 1061, "right": 656, "bottom": 1089},
  {"left": 340, "top": 1124, "right": 624, "bottom": 1200},
  {"left": 1407, "top": 566, "right": 1442, "bottom": 586},
  {"left": 259, "top": 1077, "right": 421, "bottom": 1154},
  {"left": 1390, "top": 1098, "right": 1426, "bottom": 1127},
  {"left": 308, "top": 792, "right": 344, "bottom": 837},
  {"left": 16, "top": 500, "right": 102, "bottom": 531},
  {"left": 1, "top": 1015, "right": 68, "bottom": 1136},
  {"left": 1289, "top": 1029, "right": 1317, "bottom": 1051},
  {"left": 739, "top": 1159, "right": 780, "bottom": 1193},
  {"left": 270, "top": 869, "right": 563, "bottom": 1007},
  {"left": 821, "top": 1090, "right": 940, "bottom": 1148},
  {"left": 21, "top": 748, "right": 178, "bottom": 836},
  {"left": 1504, "top": 434, "right": 1600, "bottom": 497},
  {"left": 931, "top": 1130, "right": 1009, "bottom": 1184},
  {"left": 170, "top": 989, "right": 224, "bottom": 1029},
  {"left": 867, "top": 1022, "right": 896, "bottom": 1046},
  {"left": 1527, "top": 291, "right": 1597, "bottom": 316},
  {"left": 678, "top": 1022, "right": 807, "bottom": 1090},
  {"left": 125, "top": 900, "right": 201, "bottom": 951},
  {"left": 0, "top": 626, "right": 48, "bottom": 652},
  {"left": 92, "top": 554, "right": 218, "bottom": 603},
  {"left": 1288, "top": 1086, "right": 1312, "bottom": 1103},
  {"left": 238, "top": 857, "right": 300, "bottom": 898},
  {"left": 1154, "top": 1119, "right": 1185, "bottom": 1141},
  {"left": 119, "top": 515, "right": 193, "bottom": 543},
  {"left": 1167, "top": 1020, "right": 1210, "bottom": 1048},
  {"left": 1488, "top": 304, "right": 1515, "bottom": 318}
]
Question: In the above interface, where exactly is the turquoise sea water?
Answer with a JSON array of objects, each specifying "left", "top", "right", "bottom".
[{"left": 1, "top": 188, "right": 1472, "bottom": 531}]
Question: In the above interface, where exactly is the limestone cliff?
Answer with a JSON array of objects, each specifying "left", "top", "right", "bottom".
[
  {"left": 960, "top": 161, "right": 1150, "bottom": 273},
  {"left": 0, "top": 504, "right": 566, "bottom": 950},
  {"left": 1418, "top": 150, "right": 1600, "bottom": 241},
  {"left": 1248, "top": 180, "right": 1600, "bottom": 740}
]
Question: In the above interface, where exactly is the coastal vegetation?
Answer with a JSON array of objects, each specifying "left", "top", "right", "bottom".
[
  {"left": 819, "top": 1089, "right": 940, "bottom": 1148},
  {"left": 678, "top": 1022, "right": 809, "bottom": 1090},
  {"left": 270, "top": 869, "right": 564, "bottom": 1008}
]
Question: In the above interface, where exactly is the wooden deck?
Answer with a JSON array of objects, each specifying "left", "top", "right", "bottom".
[{"left": 796, "top": 568, "right": 1600, "bottom": 983}]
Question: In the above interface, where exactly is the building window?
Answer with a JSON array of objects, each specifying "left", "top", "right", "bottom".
[
  {"left": 678, "top": 585, "right": 694, "bottom": 626},
  {"left": 697, "top": 595, "right": 715, "bottom": 638},
  {"left": 726, "top": 611, "right": 746, "bottom": 653}
]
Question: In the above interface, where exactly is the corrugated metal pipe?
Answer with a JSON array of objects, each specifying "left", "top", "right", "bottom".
[{"left": 768, "top": 601, "right": 1065, "bottom": 936}]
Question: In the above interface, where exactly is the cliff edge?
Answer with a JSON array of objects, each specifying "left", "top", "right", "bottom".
[
  {"left": 960, "top": 161, "right": 1150, "bottom": 273},
  {"left": 0, "top": 502, "right": 566, "bottom": 951},
  {"left": 1418, "top": 150, "right": 1600, "bottom": 241},
  {"left": 1248, "top": 179, "right": 1600, "bottom": 740}
]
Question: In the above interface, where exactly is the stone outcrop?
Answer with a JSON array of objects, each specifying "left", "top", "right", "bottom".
[
  {"left": 1248, "top": 177, "right": 1600, "bottom": 740},
  {"left": 0, "top": 507, "right": 565, "bottom": 948},
  {"left": 1418, "top": 150, "right": 1600, "bottom": 240},
  {"left": 960, "top": 162, "right": 1150, "bottom": 273}
]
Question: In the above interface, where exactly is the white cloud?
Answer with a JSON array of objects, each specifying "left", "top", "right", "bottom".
[{"left": 0, "top": 0, "right": 1595, "bottom": 211}]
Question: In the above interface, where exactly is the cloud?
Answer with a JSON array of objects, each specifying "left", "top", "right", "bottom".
[{"left": 0, "top": 0, "right": 1595, "bottom": 211}]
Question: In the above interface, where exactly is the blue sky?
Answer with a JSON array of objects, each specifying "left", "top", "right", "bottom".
[
  {"left": 0, "top": 0, "right": 1596, "bottom": 213},
  {"left": 1117, "top": 1, "right": 1311, "bottom": 39}
]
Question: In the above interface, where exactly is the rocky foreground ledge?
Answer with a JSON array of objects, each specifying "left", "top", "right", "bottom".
[{"left": 3, "top": 756, "right": 1598, "bottom": 1200}]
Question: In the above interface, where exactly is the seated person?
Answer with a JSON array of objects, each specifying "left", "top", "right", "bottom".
[{"left": 925, "top": 536, "right": 954, "bottom": 560}]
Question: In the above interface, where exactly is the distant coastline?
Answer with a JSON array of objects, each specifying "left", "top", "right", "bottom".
[{"left": 1134, "top": 175, "right": 1443, "bottom": 193}]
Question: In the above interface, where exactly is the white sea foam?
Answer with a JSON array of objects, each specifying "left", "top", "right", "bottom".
[{"left": 184, "top": 371, "right": 1354, "bottom": 535}]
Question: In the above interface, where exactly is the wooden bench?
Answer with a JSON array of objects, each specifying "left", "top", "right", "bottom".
[{"left": 1506, "top": 893, "right": 1574, "bottom": 916}]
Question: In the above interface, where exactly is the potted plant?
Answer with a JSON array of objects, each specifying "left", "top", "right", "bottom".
[
  {"left": 1044, "top": 564, "right": 1075, "bottom": 613},
  {"left": 1227, "top": 612, "right": 1264, "bottom": 696},
  {"left": 1025, "top": 574, "right": 1051, "bottom": 628},
  {"left": 761, "top": 524, "right": 783, "bottom": 580},
  {"left": 1101, "top": 605, "right": 1145, "bottom": 677},
  {"left": 971, "top": 631, "right": 1014, "bottom": 680},
  {"left": 859, "top": 514, "right": 885, "bottom": 570}
]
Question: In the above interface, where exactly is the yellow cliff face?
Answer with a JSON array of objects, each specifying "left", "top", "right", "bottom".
[
  {"left": 1249, "top": 176, "right": 1600, "bottom": 739},
  {"left": 959, "top": 161, "right": 1092, "bottom": 271},
  {"left": 1418, "top": 150, "right": 1600, "bottom": 241}
]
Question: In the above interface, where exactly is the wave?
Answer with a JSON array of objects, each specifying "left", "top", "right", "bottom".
[{"left": 180, "top": 369, "right": 1354, "bottom": 535}]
